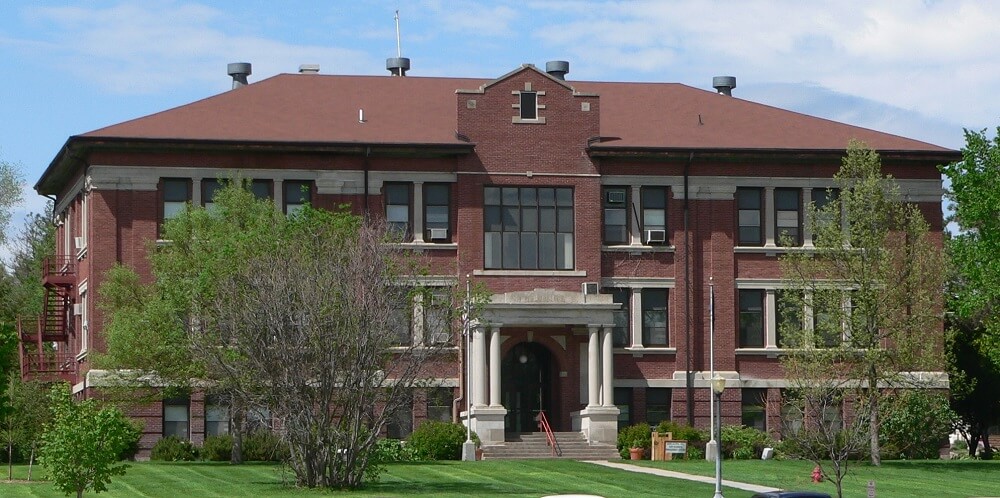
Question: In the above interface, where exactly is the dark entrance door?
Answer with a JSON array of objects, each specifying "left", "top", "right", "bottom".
[{"left": 502, "top": 342, "right": 556, "bottom": 434}]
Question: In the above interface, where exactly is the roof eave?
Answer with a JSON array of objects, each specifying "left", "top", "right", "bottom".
[{"left": 587, "top": 145, "right": 961, "bottom": 163}]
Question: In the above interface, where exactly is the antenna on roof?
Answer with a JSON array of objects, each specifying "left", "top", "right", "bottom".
[{"left": 386, "top": 10, "right": 410, "bottom": 76}]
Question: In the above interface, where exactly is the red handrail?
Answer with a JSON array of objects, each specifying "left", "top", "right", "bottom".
[{"left": 536, "top": 410, "right": 561, "bottom": 457}]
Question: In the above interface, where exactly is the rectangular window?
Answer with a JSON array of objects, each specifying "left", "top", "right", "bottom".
[
  {"left": 813, "top": 290, "right": 842, "bottom": 348},
  {"left": 423, "top": 290, "right": 452, "bottom": 345},
  {"left": 641, "top": 289, "right": 668, "bottom": 346},
  {"left": 250, "top": 179, "right": 271, "bottom": 200},
  {"left": 821, "top": 397, "right": 844, "bottom": 432},
  {"left": 603, "top": 187, "right": 628, "bottom": 245},
  {"left": 162, "top": 178, "right": 190, "bottom": 222},
  {"left": 163, "top": 397, "right": 190, "bottom": 439},
  {"left": 646, "top": 388, "right": 671, "bottom": 426},
  {"left": 641, "top": 187, "right": 667, "bottom": 244},
  {"left": 202, "top": 179, "right": 223, "bottom": 211},
  {"left": 775, "top": 188, "right": 801, "bottom": 246},
  {"left": 741, "top": 388, "right": 767, "bottom": 431},
  {"left": 384, "top": 183, "right": 411, "bottom": 241},
  {"left": 424, "top": 183, "right": 451, "bottom": 242},
  {"left": 737, "top": 187, "right": 763, "bottom": 245},
  {"left": 776, "top": 290, "right": 803, "bottom": 348},
  {"left": 780, "top": 390, "right": 803, "bottom": 437},
  {"left": 284, "top": 180, "right": 312, "bottom": 215},
  {"left": 387, "top": 392, "right": 413, "bottom": 439},
  {"left": 739, "top": 289, "right": 765, "bottom": 348},
  {"left": 614, "top": 387, "right": 632, "bottom": 430},
  {"left": 390, "top": 293, "right": 412, "bottom": 346},
  {"left": 609, "top": 288, "right": 630, "bottom": 347},
  {"left": 205, "top": 395, "right": 230, "bottom": 437},
  {"left": 520, "top": 92, "right": 538, "bottom": 120},
  {"left": 426, "top": 388, "right": 452, "bottom": 423},
  {"left": 484, "top": 186, "right": 573, "bottom": 270},
  {"left": 810, "top": 188, "right": 840, "bottom": 243}
]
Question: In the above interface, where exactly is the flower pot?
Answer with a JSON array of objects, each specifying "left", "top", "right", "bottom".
[
  {"left": 475, "top": 448, "right": 484, "bottom": 461},
  {"left": 629, "top": 447, "right": 644, "bottom": 460}
]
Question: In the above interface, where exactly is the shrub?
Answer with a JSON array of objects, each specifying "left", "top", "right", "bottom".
[
  {"left": 616, "top": 423, "right": 652, "bottom": 459},
  {"left": 655, "top": 421, "right": 709, "bottom": 458},
  {"left": 150, "top": 436, "right": 199, "bottom": 461},
  {"left": 242, "top": 429, "right": 289, "bottom": 462},
  {"left": 880, "top": 390, "right": 956, "bottom": 459},
  {"left": 372, "top": 438, "right": 419, "bottom": 463},
  {"left": 407, "top": 421, "right": 477, "bottom": 460},
  {"left": 201, "top": 435, "right": 233, "bottom": 462},
  {"left": 720, "top": 425, "right": 774, "bottom": 459},
  {"left": 117, "top": 421, "right": 143, "bottom": 461}
]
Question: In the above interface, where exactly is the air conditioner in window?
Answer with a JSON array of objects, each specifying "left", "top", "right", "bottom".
[
  {"left": 73, "top": 303, "right": 83, "bottom": 316},
  {"left": 582, "top": 282, "right": 599, "bottom": 295},
  {"left": 428, "top": 228, "right": 449, "bottom": 240},
  {"left": 645, "top": 229, "right": 666, "bottom": 244},
  {"left": 74, "top": 236, "right": 85, "bottom": 250},
  {"left": 606, "top": 191, "right": 626, "bottom": 204}
]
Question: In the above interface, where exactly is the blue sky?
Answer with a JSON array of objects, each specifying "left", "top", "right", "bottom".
[{"left": 1, "top": 0, "right": 997, "bottom": 255}]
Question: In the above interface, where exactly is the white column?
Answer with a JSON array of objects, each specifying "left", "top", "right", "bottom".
[
  {"left": 472, "top": 325, "right": 487, "bottom": 407},
  {"left": 412, "top": 181, "right": 425, "bottom": 242},
  {"left": 630, "top": 185, "right": 642, "bottom": 245},
  {"left": 601, "top": 325, "right": 615, "bottom": 407},
  {"left": 764, "top": 186, "right": 776, "bottom": 247},
  {"left": 587, "top": 325, "right": 601, "bottom": 407},
  {"left": 630, "top": 288, "right": 642, "bottom": 347},
  {"left": 801, "top": 187, "right": 813, "bottom": 247},
  {"left": 274, "top": 179, "right": 285, "bottom": 213},
  {"left": 192, "top": 177, "right": 203, "bottom": 206},
  {"left": 489, "top": 326, "right": 501, "bottom": 407},
  {"left": 765, "top": 289, "right": 778, "bottom": 349}
]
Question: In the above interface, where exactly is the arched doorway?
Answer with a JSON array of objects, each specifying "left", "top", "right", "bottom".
[{"left": 502, "top": 342, "right": 558, "bottom": 434}]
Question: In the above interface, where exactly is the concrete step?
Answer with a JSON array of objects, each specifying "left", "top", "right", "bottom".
[{"left": 482, "top": 432, "right": 621, "bottom": 460}]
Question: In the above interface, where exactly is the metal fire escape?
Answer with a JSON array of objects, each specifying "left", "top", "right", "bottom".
[{"left": 17, "top": 256, "right": 77, "bottom": 382}]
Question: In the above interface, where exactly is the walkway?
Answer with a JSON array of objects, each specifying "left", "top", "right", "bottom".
[{"left": 584, "top": 460, "right": 781, "bottom": 494}]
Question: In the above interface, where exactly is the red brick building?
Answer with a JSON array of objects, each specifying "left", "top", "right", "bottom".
[{"left": 22, "top": 61, "right": 957, "bottom": 452}]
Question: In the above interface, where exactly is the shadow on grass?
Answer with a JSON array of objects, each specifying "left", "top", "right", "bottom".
[{"left": 878, "top": 459, "right": 1000, "bottom": 473}]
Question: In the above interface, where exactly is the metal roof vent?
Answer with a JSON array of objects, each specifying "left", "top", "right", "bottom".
[
  {"left": 227, "top": 62, "right": 252, "bottom": 89},
  {"left": 545, "top": 60, "right": 570, "bottom": 80},
  {"left": 712, "top": 75, "right": 736, "bottom": 96},
  {"left": 299, "top": 64, "right": 320, "bottom": 74},
  {"left": 386, "top": 57, "right": 410, "bottom": 76}
]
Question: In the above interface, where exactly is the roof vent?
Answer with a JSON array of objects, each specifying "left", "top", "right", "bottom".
[
  {"left": 546, "top": 60, "right": 570, "bottom": 80},
  {"left": 299, "top": 64, "right": 320, "bottom": 74},
  {"left": 386, "top": 57, "right": 410, "bottom": 76},
  {"left": 712, "top": 75, "right": 736, "bottom": 96},
  {"left": 227, "top": 62, "right": 252, "bottom": 89}
]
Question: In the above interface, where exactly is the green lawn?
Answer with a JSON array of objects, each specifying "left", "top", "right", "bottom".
[{"left": 1, "top": 459, "right": 997, "bottom": 498}]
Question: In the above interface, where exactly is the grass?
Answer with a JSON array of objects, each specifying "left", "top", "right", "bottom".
[{"left": 0, "top": 458, "right": 997, "bottom": 497}]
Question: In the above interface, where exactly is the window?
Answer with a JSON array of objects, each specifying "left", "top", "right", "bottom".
[
  {"left": 810, "top": 188, "right": 839, "bottom": 243},
  {"left": 245, "top": 406, "right": 271, "bottom": 432},
  {"left": 422, "top": 290, "right": 452, "bottom": 345},
  {"left": 163, "top": 397, "right": 190, "bottom": 439},
  {"left": 739, "top": 290, "right": 765, "bottom": 348},
  {"left": 250, "top": 179, "right": 271, "bottom": 200},
  {"left": 641, "top": 289, "right": 668, "bottom": 346},
  {"left": 390, "top": 294, "right": 412, "bottom": 346},
  {"left": 79, "top": 289, "right": 88, "bottom": 353},
  {"left": 205, "top": 396, "right": 230, "bottom": 437},
  {"left": 813, "top": 290, "right": 842, "bottom": 348},
  {"left": 603, "top": 187, "right": 628, "bottom": 245},
  {"left": 741, "top": 388, "right": 767, "bottom": 431},
  {"left": 426, "top": 388, "right": 452, "bottom": 423},
  {"left": 774, "top": 188, "right": 801, "bottom": 246},
  {"left": 820, "top": 397, "right": 844, "bottom": 432},
  {"left": 202, "top": 179, "right": 223, "bottom": 211},
  {"left": 484, "top": 187, "right": 574, "bottom": 270},
  {"left": 519, "top": 92, "right": 538, "bottom": 120},
  {"left": 776, "top": 290, "right": 803, "bottom": 348},
  {"left": 284, "top": 180, "right": 312, "bottom": 215},
  {"left": 424, "top": 184, "right": 451, "bottom": 242},
  {"left": 162, "top": 178, "right": 190, "bottom": 222},
  {"left": 387, "top": 392, "right": 413, "bottom": 439},
  {"left": 614, "top": 387, "right": 632, "bottom": 430},
  {"left": 384, "top": 183, "right": 411, "bottom": 241},
  {"left": 646, "top": 388, "right": 671, "bottom": 426},
  {"left": 609, "top": 288, "right": 630, "bottom": 347},
  {"left": 780, "top": 391, "right": 803, "bottom": 437},
  {"left": 641, "top": 187, "right": 667, "bottom": 244},
  {"left": 737, "top": 188, "right": 763, "bottom": 245}
]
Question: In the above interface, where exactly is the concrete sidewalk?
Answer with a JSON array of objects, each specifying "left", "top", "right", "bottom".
[{"left": 584, "top": 460, "right": 781, "bottom": 493}]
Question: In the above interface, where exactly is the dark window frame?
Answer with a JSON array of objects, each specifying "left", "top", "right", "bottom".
[
  {"left": 483, "top": 186, "right": 574, "bottom": 270},
  {"left": 646, "top": 387, "right": 671, "bottom": 426},
  {"left": 162, "top": 397, "right": 190, "bottom": 440},
  {"left": 519, "top": 92, "right": 538, "bottom": 120},
  {"left": 602, "top": 186, "right": 629, "bottom": 245},
  {"left": 384, "top": 183, "right": 412, "bottom": 242},
  {"left": 614, "top": 387, "right": 632, "bottom": 430},
  {"left": 423, "top": 183, "right": 452, "bottom": 243},
  {"left": 641, "top": 288, "right": 668, "bottom": 346},
  {"left": 283, "top": 180, "right": 313, "bottom": 214},
  {"left": 741, "top": 388, "right": 767, "bottom": 432},
  {"left": 608, "top": 287, "right": 630, "bottom": 347},
  {"left": 739, "top": 289, "right": 765, "bottom": 348},
  {"left": 160, "top": 178, "right": 191, "bottom": 234},
  {"left": 774, "top": 188, "right": 802, "bottom": 246},
  {"left": 641, "top": 186, "right": 667, "bottom": 244},
  {"left": 737, "top": 187, "right": 763, "bottom": 246}
]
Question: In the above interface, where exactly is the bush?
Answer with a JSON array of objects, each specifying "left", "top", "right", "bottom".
[
  {"left": 150, "top": 435, "right": 199, "bottom": 461},
  {"left": 720, "top": 425, "right": 774, "bottom": 459},
  {"left": 372, "top": 438, "right": 419, "bottom": 463},
  {"left": 655, "top": 421, "right": 709, "bottom": 459},
  {"left": 617, "top": 423, "right": 652, "bottom": 459},
  {"left": 880, "top": 390, "right": 956, "bottom": 459},
  {"left": 117, "top": 421, "right": 143, "bottom": 461},
  {"left": 201, "top": 434, "right": 233, "bottom": 462},
  {"left": 407, "top": 421, "right": 477, "bottom": 460},
  {"left": 242, "top": 429, "right": 289, "bottom": 462}
]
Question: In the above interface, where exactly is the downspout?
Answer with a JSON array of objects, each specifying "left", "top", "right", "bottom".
[
  {"left": 684, "top": 152, "right": 694, "bottom": 426},
  {"left": 363, "top": 146, "right": 371, "bottom": 218}
]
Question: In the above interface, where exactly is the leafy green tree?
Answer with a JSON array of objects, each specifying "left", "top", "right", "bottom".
[
  {"left": 39, "top": 385, "right": 134, "bottom": 498},
  {"left": 946, "top": 314, "right": 1000, "bottom": 458},
  {"left": 1, "top": 375, "right": 50, "bottom": 479},
  {"left": 780, "top": 141, "right": 945, "bottom": 473},
  {"left": 0, "top": 155, "right": 24, "bottom": 249},
  {"left": 879, "top": 389, "right": 956, "bottom": 459}
]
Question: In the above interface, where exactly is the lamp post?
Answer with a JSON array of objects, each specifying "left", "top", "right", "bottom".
[{"left": 711, "top": 374, "right": 726, "bottom": 498}]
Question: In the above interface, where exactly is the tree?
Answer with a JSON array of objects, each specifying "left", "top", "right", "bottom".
[
  {"left": 945, "top": 314, "right": 1000, "bottom": 458},
  {"left": 1, "top": 375, "right": 50, "bottom": 480},
  {"left": 38, "top": 385, "right": 135, "bottom": 498},
  {"left": 0, "top": 155, "right": 24, "bottom": 249},
  {"left": 99, "top": 182, "right": 455, "bottom": 488},
  {"left": 940, "top": 127, "right": 1000, "bottom": 370},
  {"left": 780, "top": 140, "right": 945, "bottom": 474}
]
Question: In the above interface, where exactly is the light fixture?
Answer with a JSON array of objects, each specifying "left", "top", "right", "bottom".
[
  {"left": 519, "top": 354, "right": 528, "bottom": 364},
  {"left": 712, "top": 374, "right": 726, "bottom": 498},
  {"left": 712, "top": 375, "right": 726, "bottom": 395}
]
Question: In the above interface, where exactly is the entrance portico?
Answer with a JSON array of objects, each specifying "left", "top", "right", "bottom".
[{"left": 462, "top": 289, "right": 620, "bottom": 445}]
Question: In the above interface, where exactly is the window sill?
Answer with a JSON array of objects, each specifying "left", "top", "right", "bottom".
[
  {"left": 620, "top": 346, "right": 676, "bottom": 355},
  {"left": 473, "top": 269, "right": 587, "bottom": 277},
  {"left": 735, "top": 347, "right": 784, "bottom": 357},
  {"left": 734, "top": 244, "right": 815, "bottom": 255},
  {"left": 602, "top": 244, "right": 675, "bottom": 254},
  {"left": 388, "top": 242, "right": 458, "bottom": 251},
  {"left": 389, "top": 345, "right": 460, "bottom": 352}
]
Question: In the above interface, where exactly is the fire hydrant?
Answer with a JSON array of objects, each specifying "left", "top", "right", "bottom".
[{"left": 811, "top": 466, "right": 823, "bottom": 483}]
